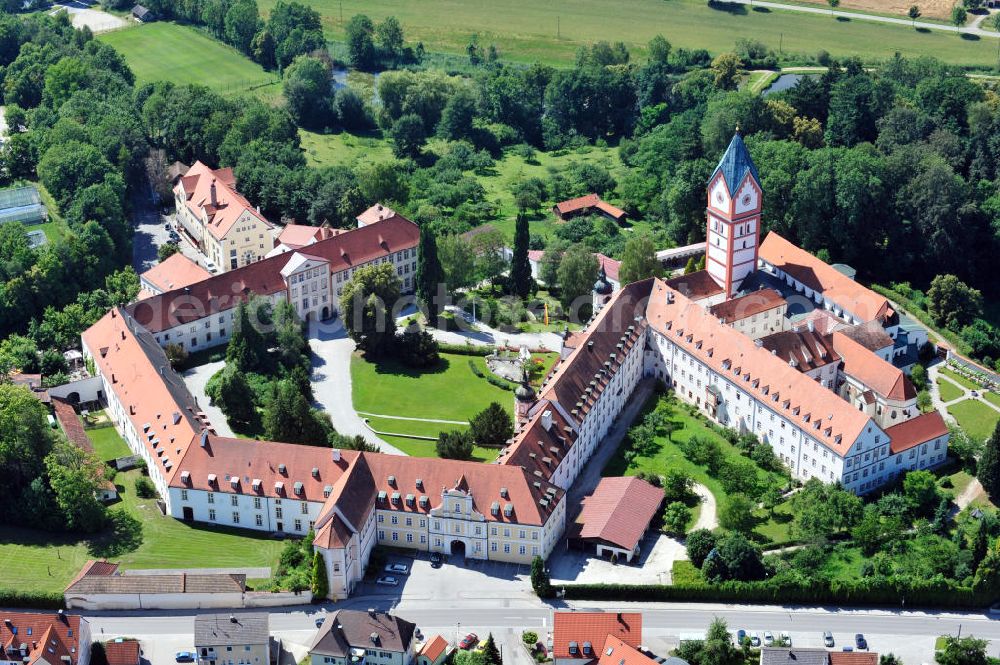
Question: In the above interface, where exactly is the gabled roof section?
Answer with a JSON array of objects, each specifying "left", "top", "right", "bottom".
[
  {"left": 831, "top": 331, "right": 916, "bottom": 401},
  {"left": 711, "top": 132, "right": 759, "bottom": 195},
  {"left": 597, "top": 636, "right": 660, "bottom": 665},
  {"left": 885, "top": 410, "right": 949, "bottom": 454},
  {"left": 175, "top": 161, "right": 272, "bottom": 241},
  {"left": 573, "top": 476, "right": 664, "bottom": 552},
  {"left": 311, "top": 610, "right": 415, "bottom": 657},
  {"left": 552, "top": 612, "right": 642, "bottom": 661},
  {"left": 140, "top": 253, "right": 211, "bottom": 295}
]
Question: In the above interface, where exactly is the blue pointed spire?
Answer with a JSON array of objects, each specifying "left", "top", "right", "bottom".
[{"left": 710, "top": 130, "right": 760, "bottom": 195}]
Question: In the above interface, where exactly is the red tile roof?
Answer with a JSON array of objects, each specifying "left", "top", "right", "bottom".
[
  {"left": 0, "top": 612, "right": 86, "bottom": 665},
  {"left": 52, "top": 397, "right": 93, "bottom": 453},
  {"left": 554, "top": 195, "right": 626, "bottom": 220},
  {"left": 646, "top": 279, "right": 875, "bottom": 455},
  {"left": 552, "top": 612, "right": 642, "bottom": 661},
  {"left": 175, "top": 161, "right": 273, "bottom": 241},
  {"left": 357, "top": 203, "right": 397, "bottom": 227},
  {"left": 129, "top": 216, "right": 418, "bottom": 333},
  {"left": 885, "top": 411, "right": 949, "bottom": 454},
  {"left": 277, "top": 224, "right": 342, "bottom": 249},
  {"left": 709, "top": 288, "right": 785, "bottom": 323},
  {"left": 64, "top": 560, "right": 120, "bottom": 593},
  {"left": 594, "top": 254, "right": 621, "bottom": 283},
  {"left": 829, "top": 653, "right": 878, "bottom": 665},
  {"left": 103, "top": 640, "right": 140, "bottom": 665},
  {"left": 759, "top": 232, "right": 891, "bottom": 323},
  {"left": 573, "top": 476, "right": 664, "bottom": 552},
  {"left": 139, "top": 253, "right": 211, "bottom": 295},
  {"left": 837, "top": 320, "right": 894, "bottom": 352},
  {"left": 418, "top": 635, "right": 449, "bottom": 663},
  {"left": 597, "top": 636, "right": 658, "bottom": 665},
  {"left": 758, "top": 329, "right": 840, "bottom": 372},
  {"left": 664, "top": 270, "right": 724, "bottom": 301},
  {"left": 831, "top": 331, "right": 915, "bottom": 401}
]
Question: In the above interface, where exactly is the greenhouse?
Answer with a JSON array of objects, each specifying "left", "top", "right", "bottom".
[{"left": 0, "top": 185, "right": 47, "bottom": 226}]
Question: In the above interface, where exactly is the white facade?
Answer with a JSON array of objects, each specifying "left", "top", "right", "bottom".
[{"left": 167, "top": 486, "right": 327, "bottom": 535}]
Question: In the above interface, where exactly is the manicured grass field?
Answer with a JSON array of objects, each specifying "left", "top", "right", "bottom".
[
  {"left": 986, "top": 391, "right": 1000, "bottom": 408},
  {"left": 936, "top": 377, "right": 965, "bottom": 402},
  {"left": 947, "top": 398, "right": 1000, "bottom": 442},
  {"left": 88, "top": 425, "right": 132, "bottom": 461},
  {"left": 351, "top": 352, "right": 514, "bottom": 422},
  {"left": 0, "top": 429, "right": 284, "bottom": 594},
  {"left": 381, "top": 435, "right": 500, "bottom": 463},
  {"left": 260, "top": 0, "right": 1000, "bottom": 67},
  {"left": 99, "top": 23, "right": 280, "bottom": 96}
]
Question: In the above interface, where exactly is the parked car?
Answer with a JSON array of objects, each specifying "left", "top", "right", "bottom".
[
  {"left": 459, "top": 633, "right": 479, "bottom": 650},
  {"left": 385, "top": 563, "right": 409, "bottom": 574},
  {"left": 972, "top": 390, "right": 980, "bottom": 397},
  {"left": 780, "top": 631, "right": 791, "bottom": 647},
  {"left": 823, "top": 632, "right": 835, "bottom": 648},
  {"left": 175, "top": 653, "right": 196, "bottom": 663},
  {"left": 430, "top": 552, "right": 443, "bottom": 568},
  {"left": 764, "top": 632, "right": 775, "bottom": 647},
  {"left": 315, "top": 616, "right": 326, "bottom": 628},
  {"left": 736, "top": 630, "right": 747, "bottom": 645},
  {"left": 750, "top": 633, "right": 761, "bottom": 647},
  {"left": 375, "top": 575, "right": 398, "bottom": 586},
  {"left": 205, "top": 261, "right": 218, "bottom": 274},
  {"left": 855, "top": 635, "right": 867, "bottom": 650}
]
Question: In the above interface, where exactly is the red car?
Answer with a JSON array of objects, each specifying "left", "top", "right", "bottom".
[{"left": 459, "top": 633, "right": 479, "bottom": 650}]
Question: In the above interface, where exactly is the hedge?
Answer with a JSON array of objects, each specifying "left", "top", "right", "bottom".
[
  {"left": 557, "top": 578, "right": 996, "bottom": 609},
  {"left": 0, "top": 589, "right": 64, "bottom": 609},
  {"left": 439, "top": 343, "right": 495, "bottom": 356}
]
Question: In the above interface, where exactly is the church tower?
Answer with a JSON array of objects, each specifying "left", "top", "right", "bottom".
[{"left": 705, "top": 131, "right": 762, "bottom": 299}]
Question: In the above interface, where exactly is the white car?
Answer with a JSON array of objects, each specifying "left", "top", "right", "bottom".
[
  {"left": 780, "top": 631, "right": 791, "bottom": 647},
  {"left": 764, "top": 632, "right": 774, "bottom": 647},
  {"left": 205, "top": 261, "right": 218, "bottom": 273},
  {"left": 375, "top": 575, "right": 399, "bottom": 586},
  {"left": 384, "top": 563, "right": 409, "bottom": 574}
]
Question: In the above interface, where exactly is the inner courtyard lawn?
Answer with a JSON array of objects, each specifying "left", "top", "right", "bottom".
[
  {"left": 381, "top": 435, "right": 500, "bottom": 463},
  {"left": 87, "top": 424, "right": 132, "bottom": 461},
  {"left": 947, "top": 399, "right": 1000, "bottom": 442},
  {"left": 0, "top": 428, "right": 284, "bottom": 594},
  {"left": 351, "top": 351, "right": 516, "bottom": 422},
  {"left": 98, "top": 23, "right": 279, "bottom": 96},
  {"left": 939, "top": 366, "right": 981, "bottom": 390},
  {"left": 936, "top": 377, "right": 965, "bottom": 402},
  {"left": 603, "top": 394, "right": 786, "bottom": 520}
]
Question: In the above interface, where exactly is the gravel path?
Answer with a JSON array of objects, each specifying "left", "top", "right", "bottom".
[
  {"left": 691, "top": 483, "right": 718, "bottom": 531},
  {"left": 180, "top": 360, "right": 233, "bottom": 438}
]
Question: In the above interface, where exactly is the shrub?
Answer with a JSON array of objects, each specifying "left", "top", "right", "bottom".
[
  {"left": 522, "top": 631, "right": 539, "bottom": 647},
  {"left": 134, "top": 476, "right": 156, "bottom": 499},
  {"left": 686, "top": 529, "right": 717, "bottom": 568},
  {"left": 662, "top": 501, "right": 692, "bottom": 536},
  {"left": 437, "top": 429, "right": 475, "bottom": 460},
  {"left": 395, "top": 330, "right": 440, "bottom": 368}
]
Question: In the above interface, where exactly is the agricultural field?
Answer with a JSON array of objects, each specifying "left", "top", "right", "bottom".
[
  {"left": 260, "top": 0, "right": 1000, "bottom": 67},
  {"left": 98, "top": 23, "right": 280, "bottom": 97}
]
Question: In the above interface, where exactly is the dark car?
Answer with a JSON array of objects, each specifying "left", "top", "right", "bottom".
[
  {"left": 175, "top": 653, "right": 196, "bottom": 663},
  {"left": 855, "top": 634, "right": 867, "bottom": 650},
  {"left": 315, "top": 616, "right": 326, "bottom": 628},
  {"left": 459, "top": 633, "right": 479, "bottom": 650},
  {"left": 430, "top": 552, "right": 443, "bottom": 568}
]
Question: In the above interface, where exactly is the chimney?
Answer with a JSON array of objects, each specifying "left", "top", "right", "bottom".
[
  {"left": 210, "top": 178, "right": 217, "bottom": 207},
  {"left": 541, "top": 410, "right": 553, "bottom": 431},
  {"left": 587, "top": 341, "right": 594, "bottom": 352}
]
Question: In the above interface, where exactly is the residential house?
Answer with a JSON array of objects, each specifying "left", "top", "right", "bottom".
[
  {"left": 103, "top": 640, "right": 140, "bottom": 665},
  {"left": 553, "top": 194, "right": 627, "bottom": 224},
  {"left": 357, "top": 204, "right": 397, "bottom": 228},
  {"left": 194, "top": 614, "right": 269, "bottom": 665},
  {"left": 552, "top": 612, "right": 642, "bottom": 665},
  {"left": 415, "top": 637, "right": 449, "bottom": 665},
  {"left": 310, "top": 610, "right": 416, "bottom": 665},
  {"left": 139, "top": 253, "right": 211, "bottom": 299},
  {"left": 0, "top": 611, "right": 91, "bottom": 665}
]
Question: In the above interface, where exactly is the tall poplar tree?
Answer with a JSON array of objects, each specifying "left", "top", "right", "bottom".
[
  {"left": 510, "top": 213, "right": 532, "bottom": 298},
  {"left": 416, "top": 228, "right": 445, "bottom": 324},
  {"left": 978, "top": 421, "right": 1000, "bottom": 500}
]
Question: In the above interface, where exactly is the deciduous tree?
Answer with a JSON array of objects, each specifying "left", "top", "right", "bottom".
[
  {"left": 619, "top": 233, "right": 662, "bottom": 284},
  {"left": 340, "top": 263, "right": 401, "bottom": 358}
]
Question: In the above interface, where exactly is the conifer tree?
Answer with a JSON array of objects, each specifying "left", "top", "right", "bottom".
[
  {"left": 311, "top": 550, "right": 329, "bottom": 599},
  {"left": 978, "top": 420, "right": 1000, "bottom": 500},
  {"left": 482, "top": 634, "right": 502, "bottom": 665},
  {"left": 510, "top": 213, "right": 532, "bottom": 298},
  {"left": 416, "top": 228, "right": 445, "bottom": 325}
]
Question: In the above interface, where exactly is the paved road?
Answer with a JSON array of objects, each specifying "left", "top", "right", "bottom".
[
  {"left": 179, "top": 360, "right": 233, "bottom": 438},
  {"left": 307, "top": 322, "right": 403, "bottom": 454},
  {"left": 81, "top": 599, "right": 1000, "bottom": 665},
  {"left": 724, "top": 0, "right": 997, "bottom": 36}
]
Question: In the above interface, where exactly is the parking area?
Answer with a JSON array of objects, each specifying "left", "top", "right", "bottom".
[
  {"left": 354, "top": 550, "right": 536, "bottom": 602},
  {"left": 548, "top": 532, "right": 683, "bottom": 586}
]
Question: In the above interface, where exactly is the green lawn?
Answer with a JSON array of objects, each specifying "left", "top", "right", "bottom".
[
  {"left": 99, "top": 23, "right": 280, "bottom": 96},
  {"left": 351, "top": 351, "right": 514, "bottom": 422},
  {"left": 260, "top": 0, "right": 1000, "bottom": 67},
  {"left": 818, "top": 543, "right": 867, "bottom": 579},
  {"left": 87, "top": 425, "right": 132, "bottom": 461},
  {"left": 939, "top": 366, "right": 981, "bottom": 390},
  {"left": 936, "top": 377, "right": 965, "bottom": 402},
  {"left": 985, "top": 391, "right": 1000, "bottom": 408},
  {"left": 381, "top": 435, "right": 500, "bottom": 463},
  {"left": 947, "top": 399, "right": 1000, "bottom": 442},
  {"left": 301, "top": 129, "right": 395, "bottom": 168},
  {"left": 0, "top": 428, "right": 284, "bottom": 594}
]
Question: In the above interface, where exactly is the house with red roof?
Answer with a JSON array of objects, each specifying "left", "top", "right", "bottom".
[
  {"left": 173, "top": 161, "right": 275, "bottom": 272},
  {"left": 102, "top": 640, "right": 140, "bottom": 665},
  {"left": 0, "top": 611, "right": 91, "bottom": 665},
  {"left": 569, "top": 476, "right": 663, "bottom": 562},
  {"left": 138, "top": 253, "right": 211, "bottom": 299},
  {"left": 553, "top": 194, "right": 627, "bottom": 224},
  {"left": 552, "top": 612, "right": 642, "bottom": 665},
  {"left": 416, "top": 635, "right": 450, "bottom": 665}
]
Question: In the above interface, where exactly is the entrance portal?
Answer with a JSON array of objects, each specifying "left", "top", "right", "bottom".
[{"left": 450, "top": 540, "right": 467, "bottom": 557}]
